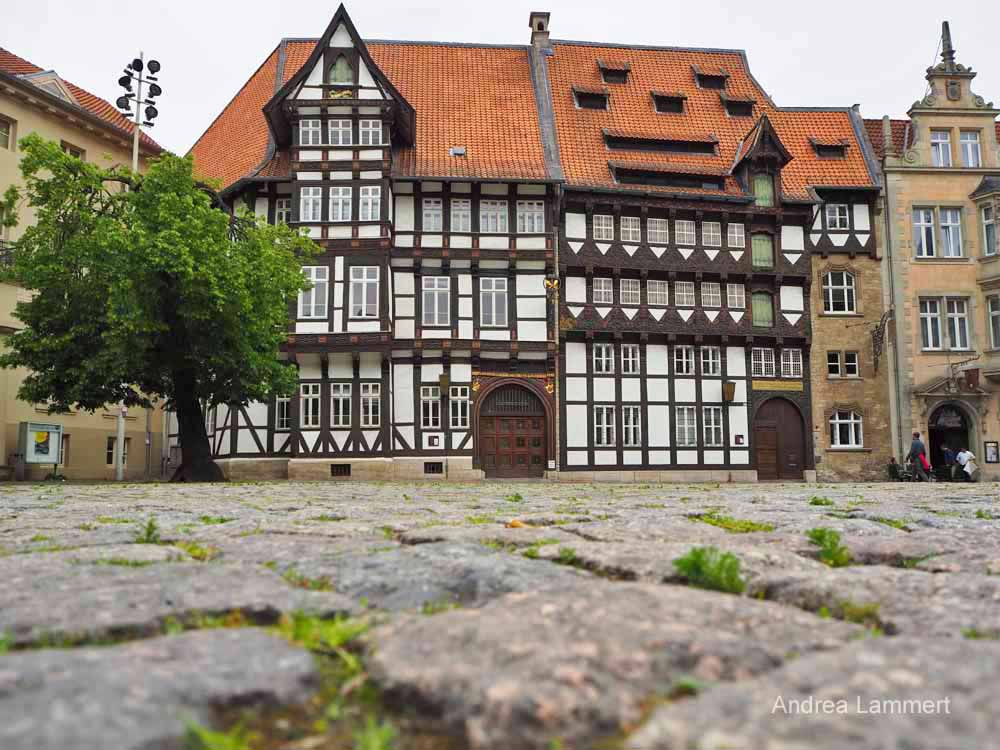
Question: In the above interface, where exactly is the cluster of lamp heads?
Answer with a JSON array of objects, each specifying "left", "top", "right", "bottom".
[{"left": 115, "top": 57, "right": 162, "bottom": 127}]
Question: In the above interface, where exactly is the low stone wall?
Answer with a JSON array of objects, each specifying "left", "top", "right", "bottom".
[
  {"left": 547, "top": 469, "right": 760, "bottom": 483},
  {"left": 286, "top": 456, "right": 484, "bottom": 482},
  {"left": 216, "top": 458, "right": 288, "bottom": 481}
]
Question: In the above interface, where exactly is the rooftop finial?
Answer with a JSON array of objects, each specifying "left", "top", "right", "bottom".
[{"left": 941, "top": 21, "right": 955, "bottom": 65}]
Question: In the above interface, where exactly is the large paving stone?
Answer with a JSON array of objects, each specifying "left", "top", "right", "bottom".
[
  {"left": 626, "top": 637, "right": 1000, "bottom": 750},
  {"left": 0, "top": 629, "right": 318, "bottom": 750},
  {"left": 367, "top": 581, "right": 860, "bottom": 749}
]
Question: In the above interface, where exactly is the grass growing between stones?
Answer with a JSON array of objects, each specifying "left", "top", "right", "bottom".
[
  {"left": 689, "top": 512, "right": 775, "bottom": 534},
  {"left": 975, "top": 509, "right": 997, "bottom": 520},
  {"left": 135, "top": 518, "right": 161, "bottom": 544},
  {"left": 91, "top": 557, "right": 155, "bottom": 568},
  {"left": 174, "top": 541, "right": 221, "bottom": 562},
  {"left": 807, "top": 528, "right": 852, "bottom": 568},
  {"left": 869, "top": 516, "right": 910, "bottom": 532},
  {"left": 808, "top": 496, "right": 835, "bottom": 507},
  {"left": 962, "top": 627, "right": 1000, "bottom": 640},
  {"left": 672, "top": 546, "right": 746, "bottom": 594}
]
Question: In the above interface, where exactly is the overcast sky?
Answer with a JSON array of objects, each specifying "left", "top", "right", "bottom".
[{"left": 4, "top": 1, "right": 999, "bottom": 155}]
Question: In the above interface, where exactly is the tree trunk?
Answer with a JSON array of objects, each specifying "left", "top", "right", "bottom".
[{"left": 170, "top": 369, "right": 224, "bottom": 482}]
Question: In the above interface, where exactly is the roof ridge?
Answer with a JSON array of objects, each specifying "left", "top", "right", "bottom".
[
  {"left": 550, "top": 39, "right": 748, "bottom": 55},
  {"left": 279, "top": 37, "right": 531, "bottom": 50}
]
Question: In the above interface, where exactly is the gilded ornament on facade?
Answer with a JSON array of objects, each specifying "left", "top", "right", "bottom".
[
  {"left": 471, "top": 379, "right": 481, "bottom": 393},
  {"left": 545, "top": 380, "right": 554, "bottom": 394}
]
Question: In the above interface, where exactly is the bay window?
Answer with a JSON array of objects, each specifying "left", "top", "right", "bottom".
[
  {"left": 359, "top": 186, "right": 381, "bottom": 221},
  {"left": 328, "top": 119, "right": 352, "bottom": 146},
  {"left": 299, "top": 119, "right": 322, "bottom": 146},
  {"left": 983, "top": 205, "right": 996, "bottom": 256},
  {"left": 359, "top": 120, "right": 382, "bottom": 146}
]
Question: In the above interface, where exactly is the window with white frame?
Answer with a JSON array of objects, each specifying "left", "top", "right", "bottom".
[
  {"left": 829, "top": 410, "right": 864, "bottom": 448},
  {"left": 299, "top": 266, "right": 328, "bottom": 318},
  {"left": 827, "top": 351, "right": 860, "bottom": 378},
  {"left": 328, "top": 119, "right": 352, "bottom": 146},
  {"left": 622, "top": 405, "right": 641, "bottom": 447},
  {"left": 751, "top": 347, "right": 776, "bottom": 377},
  {"left": 422, "top": 276, "right": 451, "bottom": 327},
  {"left": 990, "top": 296, "right": 1000, "bottom": 348},
  {"left": 674, "top": 281, "right": 696, "bottom": 307},
  {"left": 826, "top": 203, "right": 849, "bottom": 230},
  {"left": 919, "top": 299, "right": 942, "bottom": 350},
  {"left": 674, "top": 345, "right": 695, "bottom": 375},
  {"left": 359, "top": 120, "right": 382, "bottom": 146},
  {"left": 913, "top": 208, "right": 936, "bottom": 257},
  {"left": 517, "top": 201, "right": 545, "bottom": 233},
  {"left": 620, "top": 215, "right": 641, "bottom": 242},
  {"left": 701, "top": 282, "right": 721, "bottom": 308},
  {"left": 702, "top": 221, "right": 722, "bottom": 247},
  {"left": 420, "top": 386, "right": 441, "bottom": 429},
  {"left": 594, "top": 406, "right": 616, "bottom": 446},
  {"left": 359, "top": 186, "right": 381, "bottom": 221},
  {"left": 647, "top": 280, "right": 669, "bottom": 306},
  {"left": 480, "top": 277, "right": 508, "bottom": 327},
  {"left": 450, "top": 386, "right": 470, "bottom": 429},
  {"left": 480, "top": 200, "right": 508, "bottom": 233},
  {"left": 946, "top": 298, "right": 970, "bottom": 349},
  {"left": 593, "top": 343, "right": 614, "bottom": 374},
  {"left": 940, "top": 208, "right": 963, "bottom": 257},
  {"left": 827, "top": 352, "right": 841, "bottom": 377},
  {"left": 703, "top": 406, "right": 724, "bottom": 447},
  {"left": 299, "top": 119, "right": 322, "bottom": 145},
  {"left": 931, "top": 130, "right": 952, "bottom": 167},
  {"left": 647, "top": 217, "right": 669, "bottom": 244},
  {"left": 701, "top": 346, "right": 721, "bottom": 376},
  {"left": 844, "top": 351, "right": 860, "bottom": 377},
  {"left": 276, "top": 397, "right": 291, "bottom": 430},
  {"left": 727, "top": 283, "right": 746, "bottom": 309},
  {"left": 349, "top": 266, "right": 379, "bottom": 318},
  {"left": 983, "top": 205, "right": 997, "bottom": 256},
  {"left": 361, "top": 383, "right": 381, "bottom": 427},
  {"left": 422, "top": 198, "right": 443, "bottom": 232},
  {"left": 622, "top": 344, "right": 640, "bottom": 374},
  {"left": 781, "top": 348, "right": 803, "bottom": 378},
  {"left": 300, "top": 383, "right": 321, "bottom": 428},
  {"left": 299, "top": 187, "right": 322, "bottom": 222},
  {"left": 329, "top": 186, "right": 352, "bottom": 222},
  {"left": 675, "top": 406, "right": 697, "bottom": 447},
  {"left": 620, "top": 278, "right": 641, "bottom": 306},
  {"left": 593, "top": 214, "right": 614, "bottom": 241},
  {"left": 0, "top": 117, "right": 12, "bottom": 150},
  {"left": 330, "top": 383, "right": 351, "bottom": 428},
  {"left": 451, "top": 199, "right": 472, "bottom": 232},
  {"left": 727, "top": 223, "right": 745, "bottom": 248},
  {"left": 593, "top": 277, "right": 613, "bottom": 304},
  {"left": 960, "top": 131, "right": 981, "bottom": 168},
  {"left": 823, "top": 271, "right": 856, "bottom": 314},
  {"left": 675, "top": 219, "right": 696, "bottom": 245},
  {"left": 275, "top": 198, "right": 291, "bottom": 225}
]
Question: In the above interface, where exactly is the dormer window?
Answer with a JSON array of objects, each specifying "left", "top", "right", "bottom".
[
  {"left": 603, "top": 129, "right": 717, "bottom": 155},
  {"left": 811, "top": 138, "right": 848, "bottom": 159},
  {"left": 609, "top": 161, "right": 725, "bottom": 191},
  {"left": 598, "top": 59, "right": 630, "bottom": 85},
  {"left": 327, "top": 54, "right": 353, "bottom": 85},
  {"left": 752, "top": 173, "right": 775, "bottom": 207},
  {"left": 652, "top": 91, "right": 686, "bottom": 114},
  {"left": 693, "top": 65, "right": 728, "bottom": 90},
  {"left": 573, "top": 86, "right": 609, "bottom": 111},
  {"left": 721, "top": 94, "right": 754, "bottom": 117}
]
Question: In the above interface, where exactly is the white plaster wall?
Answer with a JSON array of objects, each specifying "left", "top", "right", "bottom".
[
  {"left": 647, "top": 405, "right": 670, "bottom": 446},
  {"left": 592, "top": 378, "right": 615, "bottom": 402},
  {"left": 393, "top": 364, "right": 414, "bottom": 423},
  {"left": 780, "top": 286, "right": 804, "bottom": 312},
  {"left": 566, "top": 212, "right": 587, "bottom": 239},
  {"left": 566, "top": 405, "right": 588, "bottom": 447},
  {"left": 781, "top": 225, "right": 804, "bottom": 251},
  {"left": 566, "top": 342, "right": 586, "bottom": 374}
]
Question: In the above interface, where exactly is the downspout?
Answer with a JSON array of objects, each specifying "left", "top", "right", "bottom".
[
  {"left": 880, "top": 116, "right": 906, "bottom": 459},
  {"left": 552, "top": 183, "right": 562, "bottom": 475}
]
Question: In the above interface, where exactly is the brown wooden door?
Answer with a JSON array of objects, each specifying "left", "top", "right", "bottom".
[
  {"left": 478, "top": 385, "right": 546, "bottom": 478},
  {"left": 753, "top": 398, "right": 804, "bottom": 480}
]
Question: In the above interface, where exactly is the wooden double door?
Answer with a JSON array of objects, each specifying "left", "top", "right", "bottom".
[
  {"left": 478, "top": 385, "right": 547, "bottom": 478},
  {"left": 753, "top": 398, "right": 805, "bottom": 480}
]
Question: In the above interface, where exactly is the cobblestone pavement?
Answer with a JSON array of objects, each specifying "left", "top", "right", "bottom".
[{"left": 1, "top": 479, "right": 999, "bottom": 749}]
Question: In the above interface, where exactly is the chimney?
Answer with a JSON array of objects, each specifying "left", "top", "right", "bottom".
[
  {"left": 529, "top": 11, "right": 551, "bottom": 49},
  {"left": 881, "top": 115, "right": 896, "bottom": 157}
]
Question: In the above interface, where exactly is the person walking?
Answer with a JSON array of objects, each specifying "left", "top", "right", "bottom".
[
  {"left": 906, "top": 431, "right": 930, "bottom": 481},
  {"left": 942, "top": 444, "right": 957, "bottom": 481},
  {"left": 956, "top": 447, "right": 979, "bottom": 482}
]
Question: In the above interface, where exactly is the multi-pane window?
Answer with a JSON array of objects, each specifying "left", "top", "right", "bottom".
[
  {"left": 451, "top": 199, "right": 472, "bottom": 232},
  {"left": 675, "top": 220, "right": 696, "bottom": 245},
  {"left": 647, "top": 280, "right": 669, "bottom": 306},
  {"left": 983, "top": 206, "right": 997, "bottom": 256},
  {"left": 620, "top": 215, "right": 641, "bottom": 242},
  {"left": 947, "top": 298, "right": 970, "bottom": 349},
  {"left": 276, "top": 397, "right": 291, "bottom": 431},
  {"left": 480, "top": 200, "right": 509, "bottom": 233},
  {"left": 751, "top": 347, "right": 776, "bottom": 377},
  {"left": 647, "top": 218, "right": 669, "bottom": 244},
  {"left": 675, "top": 406, "right": 697, "bottom": 447},
  {"left": 330, "top": 383, "right": 351, "bottom": 428},
  {"left": 826, "top": 204, "right": 850, "bottom": 230},
  {"left": 299, "top": 186, "right": 323, "bottom": 222},
  {"left": 423, "top": 198, "right": 443, "bottom": 231},
  {"left": 751, "top": 292, "right": 774, "bottom": 328},
  {"left": 781, "top": 348, "right": 803, "bottom": 378},
  {"left": 0, "top": 117, "right": 11, "bottom": 150},
  {"left": 594, "top": 406, "right": 616, "bottom": 447},
  {"left": 990, "top": 296, "right": 1000, "bottom": 348},
  {"left": 420, "top": 386, "right": 441, "bottom": 429},
  {"left": 829, "top": 410, "right": 864, "bottom": 448},
  {"left": 328, "top": 119, "right": 352, "bottom": 145},
  {"left": 361, "top": 383, "right": 381, "bottom": 428},
  {"left": 359, "top": 186, "right": 381, "bottom": 222},
  {"left": 450, "top": 386, "right": 470, "bottom": 429},
  {"left": 593, "top": 343, "right": 614, "bottom": 374},
  {"left": 960, "top": 131, "right": 982, "bottom": 167},
  {"left": 702, "top": 221, "right": 722, "bottom": 247},
  {"left": 299, "top": 266, "right": 328, "bottom": 318},
  {"left": 593, "top": 277, "right": 614, "bottom": 304},
  {"left": 727, "top": 223, "right": 745, "bottom": 248},
  {"left": 827, "top": 352, "right": 859, "bottom": 378},
  {"left": 753, "top": 173, "right": 775, "bottom": 207},
  {"left": 275, "top": 198, "right": 291, "bottom": 225},
  {"left": 727, "top": 283, "right": 746, "bottom": 310},
  {"left": 913, "top": 208, "right": 936, "bottom": 257},
  {"left": 674, "top": 345, "right": 695, "bottom": 375},
  {"left": 622, "top": 344, "right": 640, "bottom": 375},
  {"left": 329, "top": 186, "right": 352, "bottom": 222},
  {"left": 620, "top": 278, "right": 641, "bottom": 306},
  {"left": 422, "top": 276, "right": 451, "bottom": 327},
  {"left": 593, "top": 214, "right": 614, "bottom": 241},
  {"left": 701, "top": 282, "right": 721, "bottom": 308},
  {"left": 359, "top": 120, "right": 382, "bottom": 146},
  {"left": 480, "top": 277, "right": 508, "bottom": 327},
  {"left": 299, "top": 119, "right": 322, "bottom": 145},
  {"left": 622, "top": 406, "right": 641, "bottom": 447},
  {"left": 701, "top": 346, "right": 721, "bottom": 376},
  {"left": 844, "top": 352, "right": 860, "bottom": 377},
  {"left": 931, "top": 130, "right": 952, "bottom": 167},
  {"left": 751, "top": 234, "right": 774, "bottom": 268},
  {"left": 940, "top": 208, "right": 963, "bottom": 257},
  {"left": 300, "top": 383, "right": 321, "bottom": 428},
  {"left": 827, "top": 352, "right": 841, "bottom": 377},
  {"left": 703, "top": 406, "right": 724, "bottom": 447},
  {"left": 517, "top": 201, "right": 546, "bottom": 233},
  {"left": 919, "top": 299, "right": 942, "bottom": 350},
  {"left": 674, "top": 281, "right": 696, "bottom": 307},
  {"left": 349, "top": 266, "right": 379, "bottom": 318},
  {"left": 823, "top": 271, "right": 856, "bottom": 314}
]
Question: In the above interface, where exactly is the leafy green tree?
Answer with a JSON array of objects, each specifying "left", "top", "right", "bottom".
[{"left": 0, "top": 135, "right": 315, "bottom": 480}]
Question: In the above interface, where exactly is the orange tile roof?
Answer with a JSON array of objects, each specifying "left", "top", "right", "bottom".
[
  {"left": 0, "top": 47, "right": 161, "bottom": 153},
  {"left": 864, "top": 118, "right": 909, "bottom": 159}
]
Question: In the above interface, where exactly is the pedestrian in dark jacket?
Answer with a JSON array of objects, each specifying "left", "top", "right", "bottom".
[
  {"left": 942, "top": 445, "right": 957, "bottom": 481},
  {"left": 906, "top": 431, "right": 930, "bottom": 481}
]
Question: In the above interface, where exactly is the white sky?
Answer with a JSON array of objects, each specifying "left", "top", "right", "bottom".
[{"left": 4, "top": 1, "right": 999, "bottom": 155}]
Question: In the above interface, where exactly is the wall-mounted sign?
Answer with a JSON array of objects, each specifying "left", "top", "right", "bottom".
[
  {"left": 986, "top": 441, "right": 999, "bottom": 464},
  {"left": 18, "top": 422, "right": 64, "bottom": 464},
  {"left": 751, "top": 380, "right": 804, "bottom": 392}
]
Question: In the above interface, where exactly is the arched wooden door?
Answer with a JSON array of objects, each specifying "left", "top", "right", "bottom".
[
  {"left": 753, "top": 398, "right": 804, "bottom": 480},
  {"left": 478, "top": 384, "right": 546, "bottom": 478}
]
